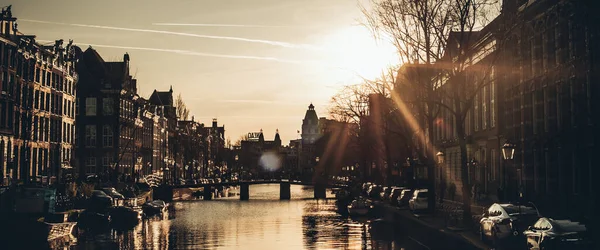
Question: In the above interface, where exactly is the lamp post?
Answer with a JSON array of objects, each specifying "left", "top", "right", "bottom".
[
  {"left": 436, "top": 151, "right": 445, "bottom": 181},
  {"left": 436, "top": 151, "right": 446, "bottom": 202},
  {"left": 185, "top": 165, "right": 189, "bottom": 181},
  {"left": 469, "top": 158, "right": 478, "bottom": 201},
  {"left": 136, "top": 156, "right": 143, "bottom": 182},
  {"left": 502, "top": 142, "right": 517, "bottom": 202},
  {"left": 235, "top": 155, "right": 239, "bottom": 180},
  {"left": 163, "top": 157, "right": 171, "bottom": 185}
]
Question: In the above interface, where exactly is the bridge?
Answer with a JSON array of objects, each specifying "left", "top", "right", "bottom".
[{"left": 155, "top": 179, "right": 348, "bottom": 201}]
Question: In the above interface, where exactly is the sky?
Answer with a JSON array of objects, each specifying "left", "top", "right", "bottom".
[{"left": 3, "top": 0, "right": 398, "bottom": 144}]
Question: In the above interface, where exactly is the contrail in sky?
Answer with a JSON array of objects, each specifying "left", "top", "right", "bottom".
[
  {"left": 218, "top": 100, "right": 290, "bottom": 104},
  {"left": 153, "top": 23, "right": 323, "bottom": 28},
  {"left": 20, "top": 19, "right": 322, "bottom": 50},
  {"left": 36, "top": 39, "right": 312, "bottom": 64}
]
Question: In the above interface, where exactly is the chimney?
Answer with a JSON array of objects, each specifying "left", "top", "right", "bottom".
[{"left": 212, "top": 118, "right": 217, "bottom": 128}]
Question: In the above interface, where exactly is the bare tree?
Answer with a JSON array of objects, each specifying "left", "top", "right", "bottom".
[
  {"left": 362, "top": 0, "right": 501, "bottom": 225},
  {"left": 234, "top": 134, "right": 249, "bottom": 147},
  {"left": 328, "top": 70, "right": 415, "bottom": 184},
  {"left": 225, "top": 136, "right": 232, "bottom": 149},
  {"left": 175, "top": 93, "right": 190, "bottom": 121}
]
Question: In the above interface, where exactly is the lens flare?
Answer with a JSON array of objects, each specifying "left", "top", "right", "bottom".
[{"left": 259, "top": 151, "right": 282, "bottom": 172}]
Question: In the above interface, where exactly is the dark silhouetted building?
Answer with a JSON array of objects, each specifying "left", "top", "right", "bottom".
[{"left": 76, "top": 47, "right": 144, "bottom": 180}]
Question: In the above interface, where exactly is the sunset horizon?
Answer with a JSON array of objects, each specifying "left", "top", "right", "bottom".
[{"left": 6, "top": 0, "right": 398, "bottom": 144}]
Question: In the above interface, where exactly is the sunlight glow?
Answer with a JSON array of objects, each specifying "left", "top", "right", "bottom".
[
  {"left": 319, "top": 25, "right": 399, "bottom": 81},
  {"left": 259, "top": 151, "right": 282, "bottom": 172}
]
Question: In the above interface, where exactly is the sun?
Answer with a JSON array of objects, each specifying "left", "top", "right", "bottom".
[{"left": 319, "top": 25, "right": 399, "bottom": 82}]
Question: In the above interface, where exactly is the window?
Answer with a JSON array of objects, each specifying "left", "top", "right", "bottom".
[
  {"left": 85, "top": 97, "right": 96, "bottom": 116},
  {"left": 34, "top": 90, "right": 40, "bottom": 109},
  {"left": 491, "top": 149, "right": 497, "bottom": 181},
  {"left": 86, "top": 157, "right": 96, "bottom": 166},
  {"left": 103, "top": 97, "right": 114, "bottom": 115},
  {"left": 103, "top": 125, "right": 113, "bottom": 147},
  {"left": 86, "top": 157, "right": 97, "bottom": 174},
  {"left": 474, "top": 92, "right": 480, "bottom": 132},
  {"left": 102, "top": 153, "right": 113, "bottom": 167},
  {"left": 75, "top": 98, "right": 79, "bottom": 116},
  {"left": 482, "top": 85, "right": 488, "bottom": 130},
  {"left": 490, "top": 81, "right": 496, "bottom": 128},
  {"left": 85, "top": 125, "right": 97, "bottom": 147}
]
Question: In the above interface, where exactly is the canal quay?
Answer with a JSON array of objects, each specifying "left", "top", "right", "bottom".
[{"left": 2, "top": 184, "right": 448, "bottom": 250}]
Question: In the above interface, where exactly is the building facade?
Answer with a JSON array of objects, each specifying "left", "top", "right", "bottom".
[
  {"left": 299, "top": 103, "right": 320, "bottom": 179},
  {"left": 499, "top": 0, "right": 599, "bottom": 217},
  {"left": 239, "top": 129, "right": 281, "bottom": 178},
  {"left": 394, "top": 0, "right": 599, "bottom": 220},
  {"left": 76, "top": 48, "right": 145, "bottom": 181},
  {"left": 1, "top": 7, "right": 77, "bottom": 185}
]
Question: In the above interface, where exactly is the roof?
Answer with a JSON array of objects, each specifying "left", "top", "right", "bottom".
[
  {"left": 303, "top": 103, "right": 318, "bottom": 122},
  {"left": 105, "top": 62, "right": 126, "bottom": 82},
  {"left": 80, "top": 47, "right": 108, "bottom": 77},
  {"left": 149, "top": 90, "right": 173, "bottom": 106},
  {"left": 499, "top": 204, "right": 538, "bottom": 215},
  {"left": 550, "top": 219, "right": 587, "bottom": 232}
]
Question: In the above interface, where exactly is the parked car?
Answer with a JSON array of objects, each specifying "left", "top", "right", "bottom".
[
  {"left": 408, "top": 189, "right": 428, "bottom": 211},
  {"left": 389, "top": 187, "right": 405, "bottom": 204},
  {"left": 396, "top": 189, "right": 413, "bottom": 207},
  {"left": 368, "top": 185, "right": 383, "bottom": 200},
  {"left": 523, "top": 217, "right": 591, "bottom": 250},
  {"left": 380, "top": 187, "right": 393, "bottom": 201},
  {"left": 362, "top": 182, "right": 373, "bottom": 194},
  {"left": 479, "top": 203, "right": 540, "bottom": 245}
]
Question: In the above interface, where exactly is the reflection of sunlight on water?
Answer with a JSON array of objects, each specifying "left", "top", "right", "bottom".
[{"left": 73, "top": 184, "right": 410, "bottom": 250}]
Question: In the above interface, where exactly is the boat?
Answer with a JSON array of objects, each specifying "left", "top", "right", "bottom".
[
  {"left": 335, "top": 189, "right": 351, "bottom": 200},
  {"left": 347, "top": 198, "right": 373, "bottom": 216},
  {"left": 46, "top": 221, "right": 77, "bottom": 242},
  {"left": 78, "top": 210, "right": 110, "bottom": 229},
  {"left": 142, "top": 200, "right": 167, "bottom": 217},
  {"left": 109, "top": 206, "right": 142, "bottom": 227}
]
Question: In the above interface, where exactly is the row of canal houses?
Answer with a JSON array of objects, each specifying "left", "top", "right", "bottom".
[{"left": 0, "top": 6, "right": 225, "bottom": 187}]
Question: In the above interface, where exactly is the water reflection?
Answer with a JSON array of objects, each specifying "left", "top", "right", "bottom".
[{"left": 70, "top": 184, "right": 419, "bottom": 250}]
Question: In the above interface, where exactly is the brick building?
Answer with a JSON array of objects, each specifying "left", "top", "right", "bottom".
[
  {"left": 499, "top": 0, "right": 599, "bottom": 217},
  {"left": 1, "top": 7, "right": 77, "bottom": 185}
]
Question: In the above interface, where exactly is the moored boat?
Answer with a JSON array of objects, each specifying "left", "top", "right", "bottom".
[
  {"left": 109, "top": 206, "right": 142, "bottom": 227},
  {"left": 142, "top": 200, "right": 167, "bottom": 217},
  {"left": 347, "top": 198, "right": 373, "bottom": 216},
  {"left": 78, "top": 210, "right": 110, "bottom": 229},
  {"left": 46, "top": 221, "right": 77, "bottom": 242}
]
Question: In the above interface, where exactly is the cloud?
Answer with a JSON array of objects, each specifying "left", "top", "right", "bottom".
[{"left": 20, "top": 19, "right": 322, "bottom": 50}]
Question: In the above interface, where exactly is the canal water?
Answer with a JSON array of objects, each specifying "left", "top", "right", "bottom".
[{"left": 71, "top": 184, "right": 426, "bottom": 250}]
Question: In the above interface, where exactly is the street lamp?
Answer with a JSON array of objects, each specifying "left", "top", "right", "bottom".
[
  {"left": 502, "top": 141, "right": 521, "bottom": 202},
  {"left": 163, "top": 158, "right": 170, "bottom": 184},
  {"left": 234, "top": 155, "right": 239, "bottom": 180},
  {"left": 502, "top": 141, "right": 520, "bottom": 201},
  {"left": 436, "top": 151, "right": 445, "bottom": 164},
  {"left": 502, "top": 142, "right": 516, "bottom": 160},
  {"left": 185, "top": 165, "right": 189, "bottom": 180},
  {"left": 436, "top": 151, "right": 446, "bottom": 187}
]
